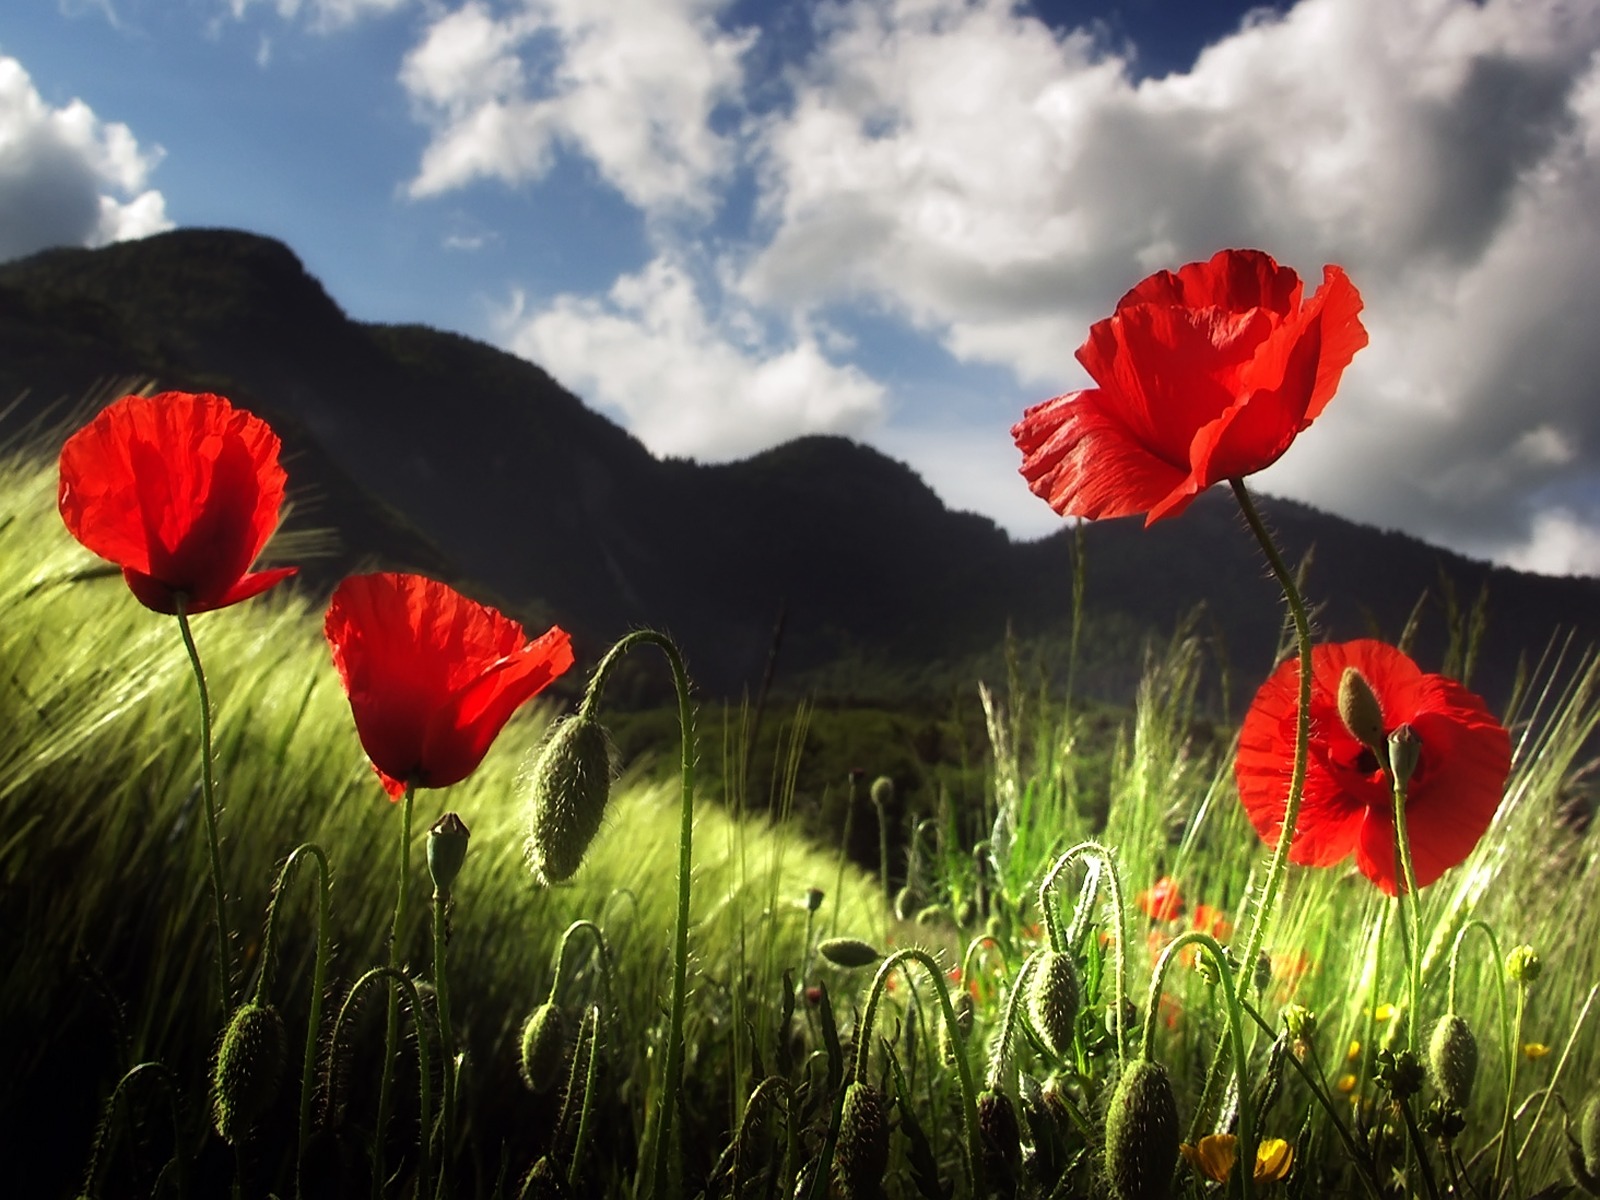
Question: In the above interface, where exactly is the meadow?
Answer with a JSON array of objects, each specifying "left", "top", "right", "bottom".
[
  {"left": 14, "top": 247, "right": 1600, "bottom": 1200},
  {"left": 7, "top": 423, "right": 1600, "bottom": 1200}
]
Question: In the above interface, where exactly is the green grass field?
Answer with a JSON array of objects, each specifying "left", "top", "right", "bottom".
[{"left": 5, "top": 443, "right": 1599, "bottom": 1200}]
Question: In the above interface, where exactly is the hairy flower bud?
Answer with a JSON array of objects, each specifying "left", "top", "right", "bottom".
[
  {"left": 870, "top": 775, "right": 895, "bottom": 807},
  {"left": 1428, "top": 1014, "right": 1479, "bottom": 1110},
  {"left": 1105, "top": 1059, "right": 1180, "bottom": 1200},
  {"left": 835, "top": 1081, "right": 891, "bottom": 1198},
  {"left": 977, "top": 1088, "right": 1023, "bottom": 1190},
  {"left": 519, "top": 1002, "right": 568, "bottom": 1094},
  {"left": 1338, "top": 667, "right": 1388, "bottom": 756},
  {"left": 210, "top": 1002, "right": 287, "bottom": 1143},
  {"left": 818, "top": 938, "right": 881, "bottom": 969},
  {"left": 524, "top": 715, "right": 614, "bottom": 885},
  {"left": 1028, "top": 950, "right": 1081, "bottom": 1060}
]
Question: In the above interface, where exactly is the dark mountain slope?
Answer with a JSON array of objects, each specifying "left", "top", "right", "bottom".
[{"left": 3, "top": 227, "right": 1597, "bottom": 710}]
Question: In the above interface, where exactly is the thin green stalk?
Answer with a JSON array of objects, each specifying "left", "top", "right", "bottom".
[
  {"left": 175, "top": 601, "right": 232, "bottom": 1016},
  {"left": 843, "top": 948, "right": 985, "bottom": 1197},
  {"left": 578, "top": 630, "right": 694, "bottom": 1200},
  {"left": 80, "top": 1062, "right": 184, "bottom": 1200},
  {"left": 984, "top": 950, "right": 1046, "bottom": 1089},
  {"left": 561, "top": 1004, "right": 604, "bottom": 1191},
  {"left": 1502, "top": 979, "right": 1529, "bottom": 1200},
  {"left": 1390, "top": 768, "right": 1423, "bottom": 1053},
  {"left": 1187, "top": 479, "right": 1315, "bottom": 1138},
  {"left": 1228, "top": 479, "right": 1314, "bottom": 976},
  {"left": 374, "top": 783, "right": 416, "bottom": 1200},
  {"left": 432, "top": 889, "right": 456, "bottom": 1200},
  {"left": 253, "top": 842, "right": 332, "bottom": 1197},
  {"left": 326, "top": 966, "right": 433, "bottom": 1194},
  {"left": 1144, "top": 931, "right": 1257, "bottom": 1200}
]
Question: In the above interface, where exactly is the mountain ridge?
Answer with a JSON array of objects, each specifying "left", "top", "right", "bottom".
[{"left": 3, "top": 227, "right": 1596, "bottom": 712}]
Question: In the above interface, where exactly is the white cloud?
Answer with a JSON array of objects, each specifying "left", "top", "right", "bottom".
[
  {"left": 400, "top": 0, "right": 754, "bottom": 217},
  {"left": 225, "top": 0, "right": 411, "bottom": 34},
  {"left": 0, "top": 54, "right": 172, "bottom": 261},
  {"left": 502, "top": 254, "right": 887, "bottom": 459},
  {"left": 1504, "top": 508, "right": 1600, "bottom": 577},
  {"left": 727, "top": 0, "right": 1600, "bottom": 568}
]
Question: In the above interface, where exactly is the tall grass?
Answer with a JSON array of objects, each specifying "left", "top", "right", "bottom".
[{"left": 4, "top": 440, "right": 1600, "bottom": 1199}]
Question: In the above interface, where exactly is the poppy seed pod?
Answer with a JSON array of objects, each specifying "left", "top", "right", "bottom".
[
  {"left": 1428, "top": 1014, "right": 1479, "bottom": 1110},
  {"left": 835, "top": 1081, "right": 891, "bottom": 1198},
  {"left": 1105, "top": 1058, "right": 1180, "bottom": 1200},
  {"left": 428, "top": 811, "right": 471, "bottom": 896},
  {"left": 524, "top": 714, "right": 614, "bottom": 885},
  {"left": 1028, "top": 950, "right": 1082, "bottom": 1060},
  {"left": 818, "top": 938, "right": 881, "bottom": 969},
  {"left": 519, "top": 1002, "right": 568, "bottom": 1093},
  {"left": 210, "top": 1002, "right": 287, "bottom": 1142}
]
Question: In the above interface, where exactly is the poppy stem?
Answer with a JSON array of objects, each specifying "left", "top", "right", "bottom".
[
  {"left": 373, "top": 783, "right": 416, "bottom": 1200},
  {"left": 253, "top": 842, "right": 332, "bottom": 1195},
  {"left": 842, "top": 948, "right": 985, "bottom": 1197},
  {"left": 576, "top": 629, "right": 695, "bottom": 1200},
  {"left": 174, "top": 601, "right": 233, "bottom": 1017},
  {"left": 1227, "top": 479, "right": 1314, "bottom": 973},
  {"left": 1389, "top": 773, "right": 1423, "bottom": 1054},
  {"left": 1145, "top": 931, "right": 1257, "bottom": 1200}
]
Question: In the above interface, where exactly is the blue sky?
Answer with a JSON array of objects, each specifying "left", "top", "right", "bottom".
[{"left": 6, "top": 0, "right": 1600, "bottom": 575}]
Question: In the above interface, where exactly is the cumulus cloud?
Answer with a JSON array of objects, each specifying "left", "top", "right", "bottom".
[
  {"left": 502, "top": 254, "right": 887, "bottom": 459},
  {"left": 0, "top": 54, "right": 171, "bottom": 261},
  {"left": 729, "top": 0, "right": 1600, "bottom": 570},
  {"left": 400, "top": 0, "right": 754, "bottom": 217}
]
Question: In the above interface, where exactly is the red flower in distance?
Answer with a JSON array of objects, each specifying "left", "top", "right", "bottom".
[
  {"left": 58, "top": 391, "right": 296, "bottom": 613},
  {"left": 1235, "top": 640, "right": 1510, "bottom": 895},
  {"left": 1013, "top": 249, "right": 1368, "bottom": 525},
  {"left": 325, "top": 572, "right": 575, "bottom": 798},
  {"left": 1138, "top": 876, "right": 1184, "bottom": 921}
]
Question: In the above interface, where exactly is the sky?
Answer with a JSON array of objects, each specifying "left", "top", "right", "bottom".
[{"left": 5, "top": 0, "right": 1600, "bottom": 575}]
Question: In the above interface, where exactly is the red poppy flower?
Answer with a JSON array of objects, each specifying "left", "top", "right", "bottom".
[
  {"left": 1013, "top": 249, "right": 1368, "bottom": 525},
  {"left": 58, "top": 391, "right": 297, "bottom": 613},
  {"left": 1138, "top": 876, "right": 1184, "bottom": 921},
  {"left": 325, "top": 572, "right": 575, "bottom": 798},
  {"left": 1235, "top": 640, "right": 1510, "bottom": 895}
]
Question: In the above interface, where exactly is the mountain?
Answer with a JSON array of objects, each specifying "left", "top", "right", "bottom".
[{"left": 2, "top": 228, "right": 1597, "bottom": 714}]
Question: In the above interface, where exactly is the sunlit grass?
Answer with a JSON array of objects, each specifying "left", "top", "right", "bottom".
[{"left": 4, "top": 441, "right": 1599, "bottom": 1198}]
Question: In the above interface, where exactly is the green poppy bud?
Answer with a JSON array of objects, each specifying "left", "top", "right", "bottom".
[
  {"left": 1105, "top": 1058, "right": 1180, "bottom": 1200},
  {"left": 870, "top": 775, "right": 895, "bottom": 807},
  {"left": 1507, "top": 944, "right": 1542, "bottom": 985},
  {"left": 519, "top": 1002, "right": 568, "bottom": 1094},
  {"left": 1028, "top": 950, "right": 1081, "bottom": 1060},
  {"left": 524, "top": 715, "right": 614, "bottom": 885},
  {"left": 818, "top": 938, "right": 881, "bottom": 969},
  {"left": 427, "top": 811, "right": 471, "bottom": 897},
  {"left": 804, "top": 886, "right": 825, "bottom": 913},
  {"left": 835, "top": 1081, "right": 891, "bottom": 1198},
  {"left": 1428, "top": 1014, "right": 1479, "bottom": 1110},
  {"left": 1581, "top": 1094, "right": 1600, "bottom": 1175},
  {"left": 210, "top": 1001, "right": 287, "bottom": 1143}
]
